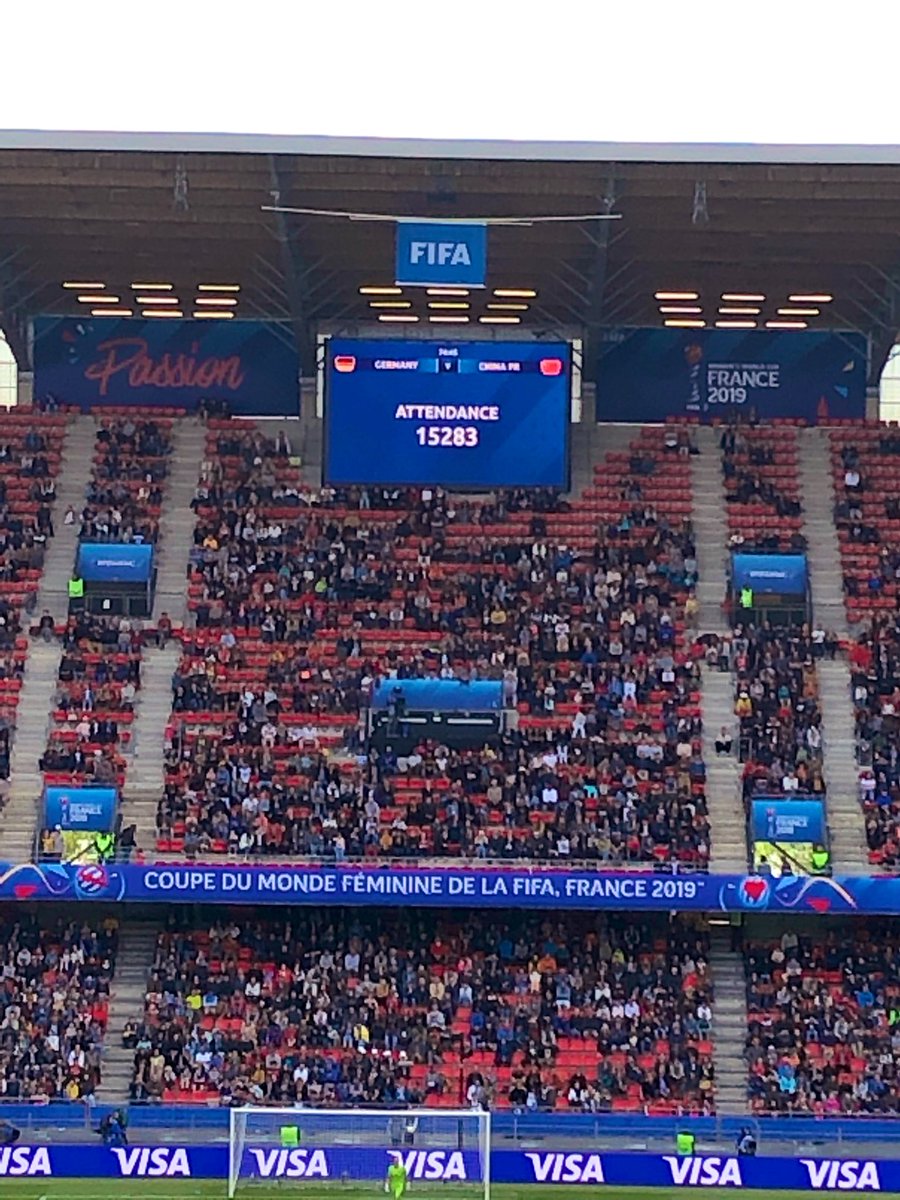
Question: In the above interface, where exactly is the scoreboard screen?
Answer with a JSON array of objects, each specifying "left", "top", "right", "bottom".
[{"left": 324, "top": 338, "right": 570, "bottom": 488}]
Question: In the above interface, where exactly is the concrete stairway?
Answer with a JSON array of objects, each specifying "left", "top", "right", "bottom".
[
  {"left": 798, "top": 427, "right": 848, "bottom": 637},
  {"left": 709, "top": 926, "right": 748, "bottom": 1115},
  {"left": 691, "top": 427, "right": 729, "bottom": 634},
  {"left": 123, "top": 643, "right": 180, "bottom": 850},
  {"left": 153, "top": 419, "right": 206, "bottom": 624},
  {"left": 702, "top": 669, "right": 748, "bottom": 873},
  {"left": 98, "top": 919, "right": 159, "bottom": 1103},
  {"left": 34, "top": 416, "right": 97, "bottom": 620},
  {"left": 818, "top": 656, "right": 869, "bottom": 872},
  {"left": 5, "top": 640, "right": 61, "bottom": 859}
]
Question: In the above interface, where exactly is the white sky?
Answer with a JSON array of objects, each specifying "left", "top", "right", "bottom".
[{"left": 3, "top": 1, "right": 899, "bottom": 146}]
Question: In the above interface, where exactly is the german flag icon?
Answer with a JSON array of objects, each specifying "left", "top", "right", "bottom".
[{"left": 334, "top": 355, "right": 357, "bottom": 373}]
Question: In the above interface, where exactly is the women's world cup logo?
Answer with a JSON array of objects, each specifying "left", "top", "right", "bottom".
[{"left": 683, "top": 343, "right": 704, "bottom": 413}]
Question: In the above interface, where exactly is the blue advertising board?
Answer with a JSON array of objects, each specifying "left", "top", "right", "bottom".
[
  {"left": 395, "top": 221, "right": 487, "bottom": 287},
  {"left": 596, "top": 328, "right": 867, "bottom": 423},
  {"left": 0, "top": 1144, "right": 894, "bottom": 1190},
  {"left": 732, "top": 552, "right": 808, "bottom": 596},
  {"left": 1, "top": 861, "right": 899, "bottom": 914},
  {"left": 371, "top": 679, "right": 503, "bottom": 712},
  {"left": 78, "top": 542, "right": 154, "bottom": 584},
  {"left": 33, "top": 317, "right": 299, "bottom": 415},
  {"left": 324, "top": 339, "right": 570, "bottom": 487},
  {"left": 43, "top": 787, "right": 117, "bottom": 832},
  {"left": 750, "top": 798, "right": 826, "bottom": 844}
]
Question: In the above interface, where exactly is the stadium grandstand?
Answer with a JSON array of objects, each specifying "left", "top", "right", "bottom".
[{"left": 3, "top": 128, "right": 900, "bottom": 1195}]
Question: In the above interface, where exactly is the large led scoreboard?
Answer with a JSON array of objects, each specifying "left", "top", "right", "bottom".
[{"left": 324, "top": 338, "right": 571, "bottom": 487}]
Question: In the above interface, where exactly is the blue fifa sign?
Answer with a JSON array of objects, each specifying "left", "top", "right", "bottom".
[
  {"left": 395, "top": 221, "right": 487, "bottom": 286},
  {"left": 44, "top": 786, "right": 118, "bottom": 832},
  {"left": 78, "top": 542, "right": 154, "bottom": 583},
  {"left": 751, "top": 798, "right": 826, "bottom": 844}
]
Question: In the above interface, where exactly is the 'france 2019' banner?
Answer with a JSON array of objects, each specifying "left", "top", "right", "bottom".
[
  {"left": 596, "top": 328, "right": 867, "bottom": 423},
  {"left": 43, "top": 787, "right": 117, "bottom": 832},
  {"left": 10, "top": 860, "right": 900, "bottom": 914},
  {"left": 732, "top": 553, "right": 808, "bottom": 596},
  {"left": 2, "top": 1144, "right": 897, "bottom": 1190},
  {"left": 78, "top": 542, "right": 153, "bottom": 583},
  {"left": 751, "top": 798, "right": 826, "bottom": 845},
  {"left": 33, "top": 317, "right": 299, "bottom": 416},
  {"left": 395, "top": 221, "right": 487, "bottom": 287}
]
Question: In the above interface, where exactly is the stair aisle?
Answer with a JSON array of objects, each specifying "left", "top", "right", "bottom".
[
  {"left": 798, "top": 427, "right": 867, "bottom": 871},
  {"left": 691, "top": 427, "right": 729, "bottom": 635},
  {"left": 97, "top": 919, "right": 159, "bottom": 1103},
  {"left": 709, "top": 926, "right": 749, "bottom": 1115},
  {"left": 152, "top": 418, "right": 206, "bottom": 624},
  {"left": 817, "top": 656, "right": 869, "bottom": 872},
  {"left": 702, "top": 670, "right": 747, "bottom": 873},
  {"left": 124, "top": 643, "right": 180, "bottom": 851},
  {"left": 798, "top": 427, "right": 848, "bottom": 638},
  {"left": 34, "top": 415, "right": 97, "bottom": 620},
  {"left": 4, "top": 416, "right": 99, "bottom": 859}
]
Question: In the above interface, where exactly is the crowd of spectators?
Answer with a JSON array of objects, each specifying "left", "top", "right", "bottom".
[
  {"left": 0, "top": 913, "right": 117, "bottom": 1101},
  {"left": 129, "top": 911, "right": 714, "bottom": 1112},
  {"left": 848, "top": 619, "right": 900, "bottom": 865},
  {"left": 721, "top": 425, "right": 805, "bottom": 552},
  {"left": 79, "top": 417, "right": 171, "bottom": 544},
  {"left": 745, "top": 929, "right": 900, "bottom": 1114},
  {"left": 733, "top": 624, "right": 826, "bottom": 804},
  {"left": 153, "top": 422, "right": 708, "bottom": 868}
]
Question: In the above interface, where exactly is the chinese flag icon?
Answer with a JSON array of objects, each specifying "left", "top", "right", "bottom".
[
  {"left": 539, "top": 358, "right": 563, "bottom": 377},
  {"left": 334, "top": 355, "right": 357, "bottom": 373}
]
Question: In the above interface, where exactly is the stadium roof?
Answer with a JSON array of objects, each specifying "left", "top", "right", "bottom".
[{"left": 1, "top": 130, "right": 898, "bottom": 380}]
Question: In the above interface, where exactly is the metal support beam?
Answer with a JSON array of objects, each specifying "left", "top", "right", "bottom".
[
  {"left": 267, "top": 156, "right": 313, "bottom": 370},
  {"left": 0, "top": 247, "right": 35, "bottom": 370}
]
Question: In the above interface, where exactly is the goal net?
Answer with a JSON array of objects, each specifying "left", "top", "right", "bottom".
[{"left": 228, "top": 1106, "right": 491, "bottom": 1199}]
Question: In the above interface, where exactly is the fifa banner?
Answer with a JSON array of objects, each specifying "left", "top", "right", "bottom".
[
  {"left": 395, "top": 221, "right": 487, "bottom": 287},
  {"left": 7, "top": 861, "right": 900, "bottom": 914},
  {"left": 33, "top": 317, "right": 300, "bottom": 415},
  {"left": 371, "top": 679, "right": 503, "bottom": 712},
  {"left": 77, "top": 542, "right": 153, "bottom": 584},
  {"left": 750, "top": 798, "right": 827, "bottom": 876},
  {"left": 0, "top": 1144, "right": 896, "bottom": 1190},
  {"left": 732, "top": 553, "right": 808, "bottom": 597},
  {"left": 596, "top": 328, "right": 867, "bottom": 423}
]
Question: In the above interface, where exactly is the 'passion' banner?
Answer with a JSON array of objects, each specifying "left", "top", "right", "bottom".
[{"left": 33, "top": 317, "right": 299, "bottom": 415}]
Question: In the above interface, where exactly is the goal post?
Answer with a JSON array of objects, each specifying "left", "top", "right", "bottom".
[{"left": 227, "top": 1106, "right": 491, "bottom": 1200}]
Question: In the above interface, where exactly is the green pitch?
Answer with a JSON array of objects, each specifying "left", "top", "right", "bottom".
[{"left": 3, "top": 1184, "right": 900, "bottom": 1200}]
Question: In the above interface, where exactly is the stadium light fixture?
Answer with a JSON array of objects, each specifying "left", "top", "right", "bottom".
[
  {"left": 193, "top": 311, "right": 234, "bottom": 319},
  {"left": 778, "top": 307, "right": 820, "bottom": 316},
  {"left": 479, "top": 315, "right": 521, "bottom": 324},
  {"left": 429, "top": 315, "right": 470, "bottom": 323},
  {"left": 130, "top": 282, "right": 173, "bottom": 290},
  {"left": 428, "top": 301, "right": 470, "bottom": 310},
  {"left": 197, "top": 283, "right": 241, "bottom": 292},
  {"left": 658, "top": 305, "right": 703, "bottom": 315},
  {"left": 90, "top": 308, "right": 133, "bottom": 316},
  {"left": 63, "top": 281, "right": 104, "bottom": 289},
  {"left": 788, "top": 293, "right": 833, "bottom": 303},
  {"left": 360, "top": 286, "right": 403, "bottom": 296},
  {"left": 765, "top": 320, "right": 808, "bottom": 329},
  {"left": 135, "top": 296, "right": 179, "bottom": 305},
  {"left": 195, "top": 298, "right": 238, "bottom": 306},
  {"left": 721, "top": 292, "right": 765, "bottom": 302},
  {"left": 655, "top": 291, "right": 699, "bottom": 301},
  {"left": 368, "top": 301, "right": 412, "bottom": 309},
  {"left": 486, "top": 303, "right": 529, "bottom": 311},
  {"left": 663, "top": 318, "right": 705, "bottom": 328},
  {"left": 142, "top": 309, "right": 184, "bottom": 318},
  {"left": 78, "top": 294, "right": 119, "bottom": 303},
  {"left": 426, "top": 287, "right": 469, "bottom": 296},
  {"left": 377, "top": 313, "right": 418, "bottom": 322},
  {"left": 715, "top": 320, "right": 757, "bottom": 329},
  {"left": 493, "top": 288, "right": 537, "bottom": 298},
  {"left": 719, "top": 306, "right": 761, "bottom": 315}
]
